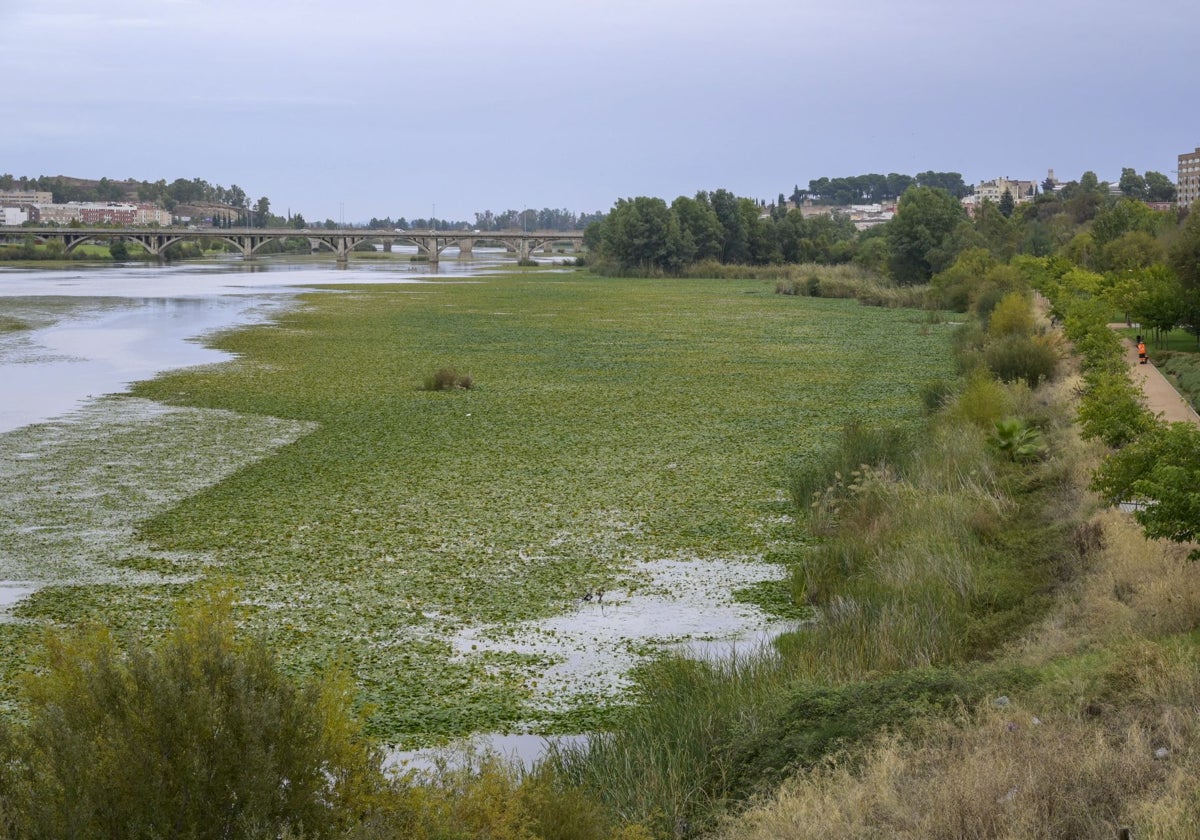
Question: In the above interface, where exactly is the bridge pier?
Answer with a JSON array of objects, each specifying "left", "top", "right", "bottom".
[{"left": 458, "top": 237, "right": 473, "bottom": 257}]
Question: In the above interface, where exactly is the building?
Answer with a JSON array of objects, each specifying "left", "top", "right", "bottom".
[
  {"left": 30, "top": 202, "right": 171, "bottom": 226},
  {"left": 1, "top": 207, "right": 28, "bottom": 225},
  {"left": 1179, "top": 146, "right": 1200, "bottom": 208},
  {"left": 974, "top": 176, "right": 1037, "bottom": 205},
  {"left": 0, "top": 190, "right": 53, "bottom": 206}
]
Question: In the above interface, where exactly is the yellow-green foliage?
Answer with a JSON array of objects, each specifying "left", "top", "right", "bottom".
[
  {"left": 0, "top": 589, "right": 383, "bottom": 839},
  {"left": 987, "top": 291, "right": 1035, "bottom": 338},
  {"left": 950, "top": 368, "right": 1013, "bottom": 429}
]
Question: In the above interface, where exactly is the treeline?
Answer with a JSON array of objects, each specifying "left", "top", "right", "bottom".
[
  {"left": 0, "top": 173, "right": 257, "bottom": 212},
  {"left": 589, "top": 171, "right": 1200, "bottom": 339},
  {"left": 586, "top": 189, "right": 861, "bottom": 274},
  {"left": 366, "top": 208, "right": 606, "bottom": 232},
  {"left": 792, "top": 170, "right": 970, "bottom": 205}
]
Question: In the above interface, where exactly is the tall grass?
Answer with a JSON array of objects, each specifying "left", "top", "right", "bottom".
[
  {"left": 544, "top": 293, "right": 1087, "bottom": 835},
  {"left": 544, "top": 650, "right": 799, "bottom": 835}
]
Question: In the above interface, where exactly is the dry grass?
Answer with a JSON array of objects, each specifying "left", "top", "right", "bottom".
[
  {"left": 715, "top": 700, "right": 1191, "bottom": 840},
  {"left": 711, "top": 501, "right": 1200, "bottom": 840},
  {"left": 1021, "top": 509, "right": 1200, "bottom": 659}
]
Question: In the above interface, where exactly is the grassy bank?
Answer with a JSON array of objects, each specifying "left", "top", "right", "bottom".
[{"left": 0, "top": 271, "right": 955, "bottom": 743}]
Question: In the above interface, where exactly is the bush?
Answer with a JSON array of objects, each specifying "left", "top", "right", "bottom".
[
  {"left": 950, "top": 369, "right": 1012, "bottom": 429},
  {"left": 986, "top": 291, "right": 1035, "bottom": 338},
  {"left": 0, "top": 591, "right": 382, "bottom": 839},
  {"left": 423, "top": 367, "right": 474, "bottom": 391},
  {"left": 983, "top": 333, "right": 1058, "bottom": 387}
]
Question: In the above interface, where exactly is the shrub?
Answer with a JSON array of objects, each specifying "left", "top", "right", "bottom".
[
  {"left": 0, "top": 590, "right": 382, "bottom": 839},
  {"left": 992, "top": 417, "right": 1046, "bottom": 462},
  {"left": 983, "top": 333, "right": 1058, "bottom": 387},
  {"left": 423, "top": 366, "right": 474, "bottom": 391},
  {"left": 950, "top": 368, "right": 1012, "bottom": 429},
  {"left": 986, "top": 291, "right": 1035, "bottom": 338}
]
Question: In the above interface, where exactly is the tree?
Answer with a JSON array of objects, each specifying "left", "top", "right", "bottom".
[
  {"left": 0, "top": 591, "right": 382, "bottom": 838},
  {"left": 255, "top": 197, "right": 271, "bottom": 228},
  {"left": 1092, "top": 421, "right": 1200, "bottom": 556},
  {"left": 1145, "top": 170, "right": 1177, "bottom": 202},
  {"left": 886, "top": 186, "right": 966, "bottom": 284},
  {"left": 914, "top": 171, "right": 969, "bottom": 198},
  {"left": 1118, "top": 167, "right": 1146, "bottom": 199},
  {"left": 998, "top": 188, "right": 1015, "bottom": 218},
  {"left": 1168, "top": 202, "right": 1200, "bottom": 292},
  {"left": 599, "top": 196, "right": 689, "bottom": 272},
  {"left": 1129, "top": 265, "right": 1186, "bottom": 341},
  {"left": 1100, "top": 230, "right": 1162, "bottom": 273},
  {"left": 709, "top": 189, "right": 749, "bottom": 263},
  {"left": 671, "top": 194, "right": 723, "bottom": 262}
]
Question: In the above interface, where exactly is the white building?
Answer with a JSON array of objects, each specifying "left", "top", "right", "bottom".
[
  {"left": 974, "top": 176, "right": 1037, "bottom": 205},
  {"left": 1, "top": 207, "right": 28, "bottom": 225}
]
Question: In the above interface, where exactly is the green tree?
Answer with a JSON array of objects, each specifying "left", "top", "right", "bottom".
[
  {"left": 1129, "top": 265, "right": 1186, "bottom": 341},
  {"left": 600, "top": 196, "right": 689, "bottom": 272},
  {"left": 1077, "top": 369, "right": 1153, "bottom": 447},
  {"left": 1092, "top": 421, "right": 1200, "bottom": 555},
  {"left": 997, "top": 189, "right": 1015, "bottom": 218},
  {"left": 670, "top": 194, "right": 723, "bottom": 262},
  {"left": 886, "top": 186, "right": 966, "bottom": 284},
  {"left": 0, "top": 590, "right": 382, "bottom": 839},
  {"left": 1168, "top": 202, "right": 1200, "bottom": 292},
  {"left": 710, "top": 189, "right": 749, "bottom": 263},
  {"left": 255, "top": 196, "right": 271, "bottom": 228},
  {"left": 742, "top": 197, "right": 780, "bottom": 264},
  {"left": 1145, "top": 171, "right": 1177, "bottom": 202},
  {"left": 1118, "top": 167, "right": 1146, "bottom": 199},
  {"left": 1100, "top": 230, "right": 1162, "bottom": 273}
]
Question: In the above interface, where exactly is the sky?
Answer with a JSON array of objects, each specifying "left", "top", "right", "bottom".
[{"left": 2, "top": 0, "right": 1198, "bottom": 224}]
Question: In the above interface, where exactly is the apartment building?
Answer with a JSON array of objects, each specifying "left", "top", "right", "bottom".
[
  {"left": 1179, "top": 147, "right": 1200, "bottom": 208},
  {"left": 31, "top": 202, "right": 171, "bottom": 226},
  {"left": 0, "top": 190, "right": 54, "bottom": 206}
]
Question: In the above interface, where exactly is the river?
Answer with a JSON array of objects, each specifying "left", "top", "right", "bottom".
[{"left": 0, "top": 249, "right": 525, "bottom": 432}]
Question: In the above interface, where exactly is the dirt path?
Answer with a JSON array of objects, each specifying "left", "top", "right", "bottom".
[{"left": 1112, "top": 328, "right": 1200, "bottom": 427}]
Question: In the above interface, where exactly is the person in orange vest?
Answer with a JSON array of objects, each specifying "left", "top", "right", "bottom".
[{"left": 1137, "top": 336, "right": 1147, "bottom": 365}]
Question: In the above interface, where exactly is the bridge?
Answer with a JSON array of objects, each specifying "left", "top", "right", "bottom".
[{"left": 0, "top": 226, "right": 586, "bottom": 266}]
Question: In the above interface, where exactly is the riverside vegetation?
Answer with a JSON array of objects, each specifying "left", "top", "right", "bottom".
[{"left": 3, "top": 180, "right": 1200, "bottom": 835}]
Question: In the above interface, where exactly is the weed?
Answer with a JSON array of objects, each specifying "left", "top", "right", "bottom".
[{"left": 422, "top": 366, "right": 474, "bottom": 391}]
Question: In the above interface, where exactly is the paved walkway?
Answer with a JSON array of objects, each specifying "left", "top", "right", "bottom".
[{"left": 1113, "top": 329, "right": 1200, "bottom": 427}]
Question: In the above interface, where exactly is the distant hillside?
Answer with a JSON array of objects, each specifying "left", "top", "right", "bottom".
[{"left": 0, "top": 173, "right": 251, "bottom": 214}]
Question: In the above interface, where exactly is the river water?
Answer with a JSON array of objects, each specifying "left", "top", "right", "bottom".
[{"left": 0, "top": 250, "right": 521, "bottom": 432}]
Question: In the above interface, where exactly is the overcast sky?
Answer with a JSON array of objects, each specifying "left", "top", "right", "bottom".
[{"left": 2, "top": 0, "right": 1198, "bottom": 223}]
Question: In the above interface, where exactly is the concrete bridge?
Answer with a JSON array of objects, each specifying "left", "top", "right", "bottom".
[{"left": 0, "top": 226, "right": 586, "bottom": 265}]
